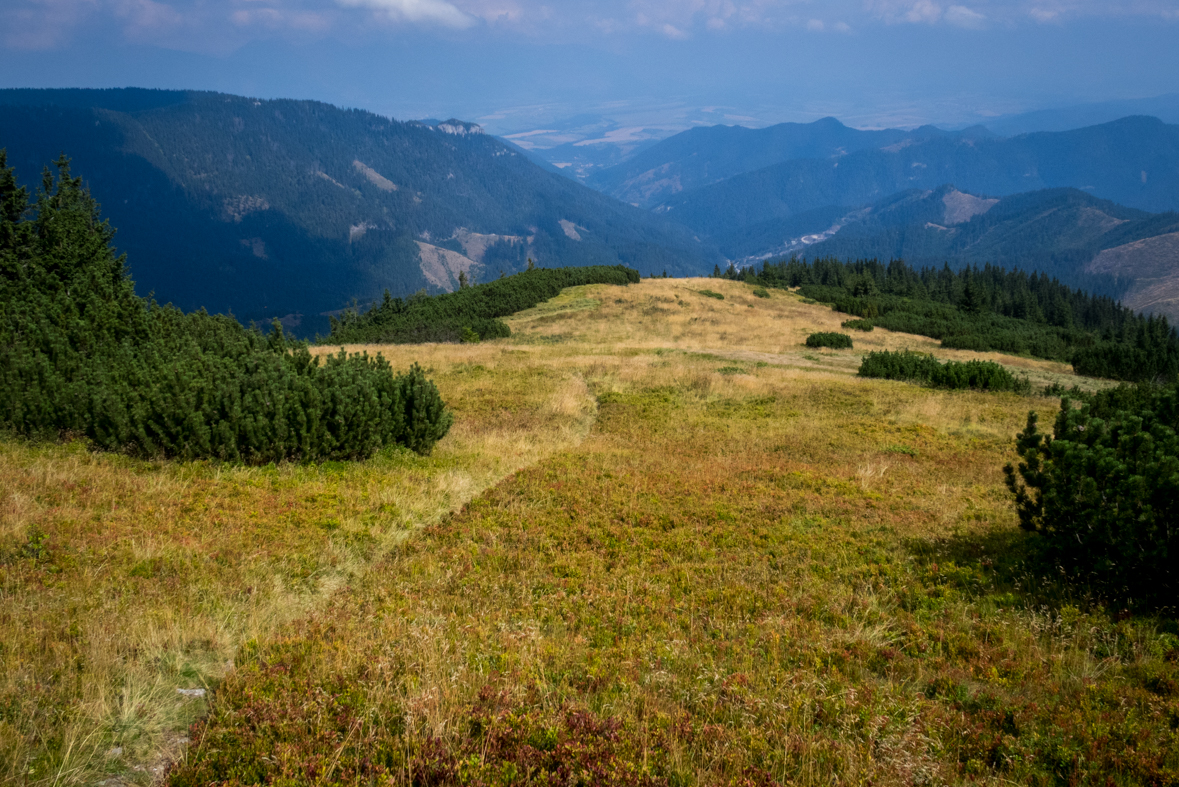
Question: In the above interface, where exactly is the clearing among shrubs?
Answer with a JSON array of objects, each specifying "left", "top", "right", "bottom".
[
  {"left": 1006, "top": 384, "right": 1179, "bottom": 607},
  {"left": 328, "top": 265, "right": 641, "bottom": 344},
  {"left": 841, "top": 318, "right": 874, "bottom": 331},
  {"left": 806, "top": 332, "right": 853, "bottom": 349},
  {"left": 858, "top": 350, "right": 1031, "bottom": 393},
  {"left": 0, "top": 153, "right": 452, "bottom": 462}
]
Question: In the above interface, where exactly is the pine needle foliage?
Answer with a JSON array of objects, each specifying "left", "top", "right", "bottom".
[
  {"left": 859, "top": 350, "right": 1031, "bottom": 393},
  {"left": 0, "top": 153, "right": 452, "bottom": 462},
  {"left": 805, "top": 332, "right": 853, "bottom": 349},
  {"left": 326, "top": 265, "right": 640, "bottom": 344},
  {"left": 1005, "top": 384, "right": 1179, "bottom": 607},
  {"left": 720, "top": 256, "right": 1179, "bottom": 383}
]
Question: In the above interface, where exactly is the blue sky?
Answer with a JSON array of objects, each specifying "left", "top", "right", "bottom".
[{"left": 2, "top": 0, "right": 1178, "bottom": 136}]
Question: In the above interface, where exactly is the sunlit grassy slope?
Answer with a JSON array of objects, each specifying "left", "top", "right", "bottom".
[{"left": 4, "top": 278, "right": 1176, "bottom": 786}]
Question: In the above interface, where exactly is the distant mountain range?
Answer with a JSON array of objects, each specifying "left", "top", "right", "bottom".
[
  {"left": 980, "top": 93, "right": 1179, "bottom": 137},
  {"left": 4, "top": 87, "right": 1178, "bottom": 332},
  {"left": 586, "top": 118, "right": 996, "bottom": 208},
  {"left": 0, "top": 88, "right": 719, "bottom": 335},
  {"left": 615, "top": 116, "right": 1179, "bottom": 235}
]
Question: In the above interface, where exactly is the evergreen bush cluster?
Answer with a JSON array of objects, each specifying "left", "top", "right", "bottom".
[
  {"left": 0, "top": 153, "right": 452, "bottom": 462},
  {"left": 841, "top": 319, "right": 874, "bottom": 332},
  {"left": 327, "top": 265, "right": 640, "bottom": 345},
  {"left": 1005, "top": 384, "right": 1179, "bottom": 607},
  {"left": 716, "top": 257, "right": 1179, "bottom": 383},
  {"left": 858, "top": 350, "right": 1031, "bottom": 393},
  {"left": 805, "top": 332, "right": 853, "bottom": 349}
]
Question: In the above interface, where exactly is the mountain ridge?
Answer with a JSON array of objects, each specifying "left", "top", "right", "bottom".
[
  {"left": 651, "top": 115, "right": 1179, "bottom": 239},
  {"left": 731, "top": 184, "right": 1179, "bottom": 321},
  {"left": 0, "top": 88, "right": 720, "bottom": 335},
  {"left": 586, "top": 116, "right": 997, "bottom": 208}
]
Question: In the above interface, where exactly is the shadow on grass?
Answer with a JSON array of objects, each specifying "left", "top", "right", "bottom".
[{"left": 901, "top": 525, "right": 1166, "bottom": 619}]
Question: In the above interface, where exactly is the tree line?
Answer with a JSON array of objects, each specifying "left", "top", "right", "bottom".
[{"left": 716, "top": 257, "right": 1179, "bottom": 383}]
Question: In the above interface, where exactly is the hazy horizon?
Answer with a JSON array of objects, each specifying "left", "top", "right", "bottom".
[{"left": 4, "top": 0, "right": 1179, "bottom": 155}]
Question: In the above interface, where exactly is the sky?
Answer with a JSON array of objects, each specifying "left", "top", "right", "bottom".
[{"left": 2, "top": 0, "right": 1179, "bottom": 139}]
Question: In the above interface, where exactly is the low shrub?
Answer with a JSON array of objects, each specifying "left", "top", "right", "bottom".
[
  {"left": 1040, "top": 381, "right": 1086, "bottom": 398},
  {"left": 0, "top": 154, "right": 452, "bottom": 462},
  {"left": 751, "top": 287, "right": 770, "bottom": 298},
  {"left": 1005, "top": 384, "right": 1179, "bottom": 606},
  {"left": 697, "top": 289, "right": 725, "bottom": 300},
  {"left": 806, "top": 332, "right": 853, "bottom": 349},
  {"left": 841, "top": 319, "right": 874, "bottom": 332},
  {"left": 327, "top": 265, "right": 640, "bottom": 344},
  {"left": 858, "top": 350, "right": 1030, "bottom": 393}
]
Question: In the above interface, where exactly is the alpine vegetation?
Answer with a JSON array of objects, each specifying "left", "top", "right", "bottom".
[
  {"left": 805, "top": 332, "right": 853, "bottom": 349},
  {"left": 0, "top": 153, "right": 452, "bottom": 462},
  {"left": 858, "top": 350, "right": 1031, "bottom": 393},
  {"left": 326, "top": 264, "right": 640, "bottom": 345},
  {"left": 1006, "top": 384, "right": 1179, "bottom": 607}
]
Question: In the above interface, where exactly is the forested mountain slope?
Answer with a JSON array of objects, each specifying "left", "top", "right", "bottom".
[
  {"left": 806, "top": 187, "right": 1179, "bottom": 293},
  {"left": 655, "top": 116, "right": 1179, "bottom": 237},
  {"left": 586, "top": 116, "right": 994, "bottom": 208},
  {"left": 0, "top": 89, "right": 719, "bottom": 335},
  {"left": 718, "top": 185, "right": 1179, "bottom": 320}
]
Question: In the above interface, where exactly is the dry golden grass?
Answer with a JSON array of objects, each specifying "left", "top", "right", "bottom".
[
  {"left": 171, "top": 340, "right": 1176, "bottom": 786},
  {"left": 2, "top": 281, "right": 1160, "bottom": 787},
  {"left": 0, "top": 361, "right": 596, "bottom": 785}
]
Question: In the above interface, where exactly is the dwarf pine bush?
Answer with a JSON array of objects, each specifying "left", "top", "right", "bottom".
[
  {"left": 327, "top": 264, "right": 640, "bottom": 344},
  {"left": 0, "top": 153, "right": 452, "bottom": 461},
  {"left": 1005, "top": 384, "right": 1179, "bottom": 606},
  {"left": 806, "top": 332, "right": 853, "bottom": 349},
  {"left": 858, "top": 350, "right": 1030, "bottom": 393}
]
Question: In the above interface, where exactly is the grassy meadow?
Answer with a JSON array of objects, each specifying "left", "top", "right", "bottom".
[{"left": 3, "top": 278, "right": 1177, "bottom": 786}]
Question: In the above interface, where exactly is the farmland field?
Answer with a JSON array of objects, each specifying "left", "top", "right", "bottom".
[{"left": 4, "top": 278, "right": 1176, "bottom": 786}]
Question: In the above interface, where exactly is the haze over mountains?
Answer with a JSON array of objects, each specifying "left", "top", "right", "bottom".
[
  {"left": 3, "top": 87, "right": 1179, "bottom": 329},
  {"left": 0, "top": 88, "right": 718, "bottom": 335},
  {"left": 586, "top": 119, "right": 996, "bottom": 208},
  {"left": 616, "top": 115, "right": 1179, "bottom": 234}
]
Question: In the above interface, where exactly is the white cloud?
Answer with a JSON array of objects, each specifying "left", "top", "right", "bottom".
[
  {"left": 7, "top": 0, "right": 1179, "bottom": 53},
  {"left": 904, "top": 0, "right": 942, "bottom": 23},
  {"left": 944, "top": 4, "right": 985, "bottom": 27},
  {"left": 336, "top": 0, "right": 474, "bottom": 27},
  {"left": 865, "top": 0, "right": 938, "bottom": 24}
]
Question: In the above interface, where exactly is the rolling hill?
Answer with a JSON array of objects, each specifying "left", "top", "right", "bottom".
[
  {"left": 0, "top": 88, "right": 720, "bottom": 335},
  {"left": 640, "top": 116, "right": 1179, "bottom": 238}
]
